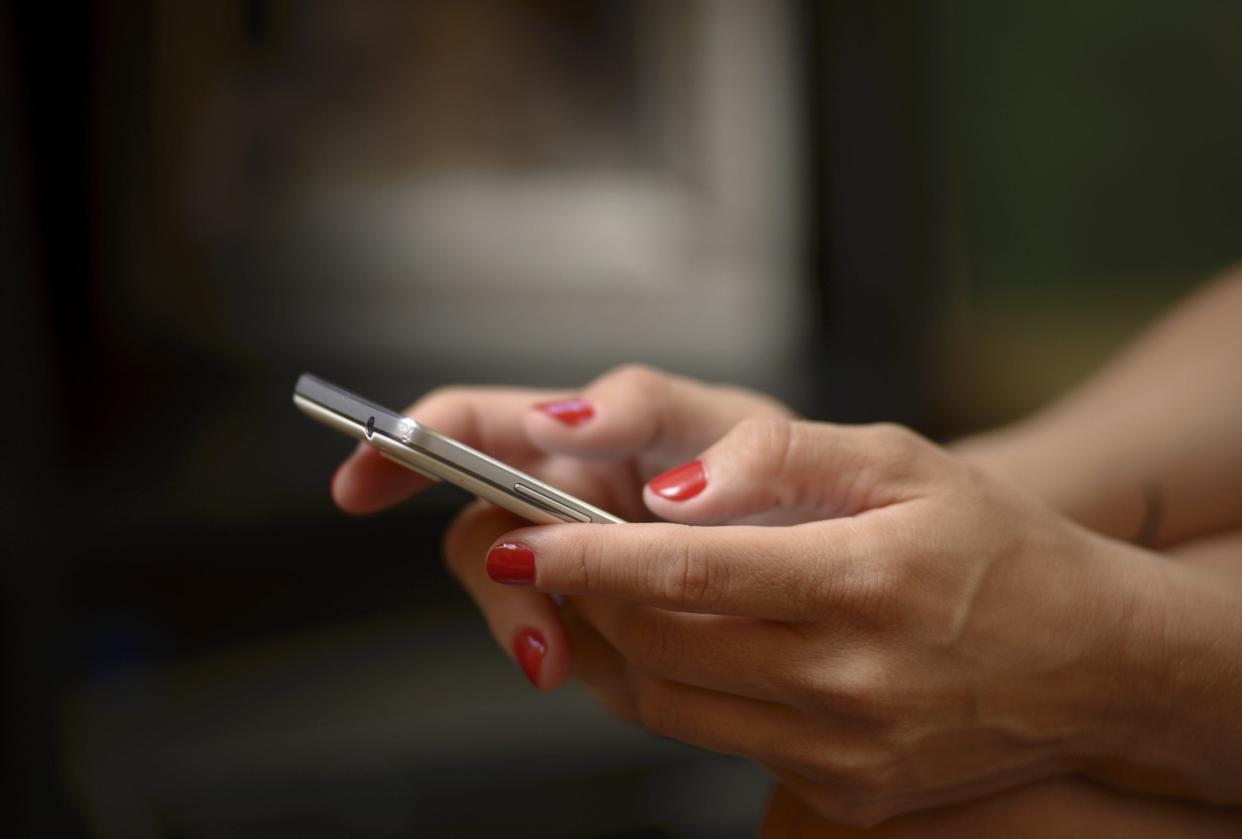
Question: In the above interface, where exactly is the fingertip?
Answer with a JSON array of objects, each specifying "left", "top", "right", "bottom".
[
  {"left": 523, "top": 398, "right": 607, "bottom": 457},
  {"left": 329, "top": 446, "right": 368, "bottom": 513},
  {"left": 647, "top": 459, "right": 707, "bottom": 501},
  {"left": 521, "top": 619, "right": 575, "bottom": 691},
  {"left": 491, "top": 523, "right": 604, "bottom": 595},
  {"left": 512, "top": 626, "right": 548, "bottom": 687},
  {"left": 329, "top": 443, "right": 425, "bottom": 515},
  {"left": 488, "top": 523, "right": 567, "bottom": 554},
  {"left": 642, "top": 475, "right": 722, "bottom": 525},
  {"left": 643, "top": 475, "right": 813, "bottom": 527},
  {"left": 525, "top": 395, "right": 653, "bottom": 461},
  {"left": 502, "top": 607, "right": 574, "bottom": 691},
  {"left": 532, "top": 397, "right": 595, "bottom": 427}
]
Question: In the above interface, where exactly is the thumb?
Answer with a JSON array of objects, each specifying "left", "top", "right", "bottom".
[{"left": 642, "top": 417, "right": 937, "bottom": 525}]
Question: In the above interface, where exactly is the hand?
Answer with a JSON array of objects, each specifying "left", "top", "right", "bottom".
[
  {"left": 758, "top": 529, "right": 1242, "bottom": 838},
  {"left": 331, "top": 364, "right": 790, "bottom": 689},
  {"left": 760, "top": 778, "right": 1242, "bottom": 839},
  {"left": 482, "top": 417, "right": 1235, "bottom": 825}
]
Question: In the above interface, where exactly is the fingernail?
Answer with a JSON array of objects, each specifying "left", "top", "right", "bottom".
[
  {"left": 534, "top": 398, "right": 594, "bottom": 426},
  {"left": 513, "top": 627, "right": 547, "bottom": 687},
  {"left": 648, "top": 460, "right": 707, "bottom": 501},
  {"left": 486, "top": 542, "right": 536, "bottom": 585}
]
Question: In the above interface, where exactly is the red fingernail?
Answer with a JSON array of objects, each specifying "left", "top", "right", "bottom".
[
  {"left": 487, "top": 542, "right": 536, "bottom": 584},
  {"left": 534, "top": 398, "right": 594, "bottom": 426},
  {"left": 513, "top": 627, "right": 547, "bottom": 687},
  {"left": 648, "top": 459, "right": 707, "bottom": 501}
]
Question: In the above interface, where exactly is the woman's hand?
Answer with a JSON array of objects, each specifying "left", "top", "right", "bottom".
[
  {"left": 330, "top": 364, "right": 791, "bottom": 689},
  {"left": 761, "top": 778, "right": 1242, "bottom": 839},
  {"left": 759, "top": 529, "right": 1242, "bottom": 837},
  {"left": 482, "top": 417, "right": 1242, "bottom": 825}
]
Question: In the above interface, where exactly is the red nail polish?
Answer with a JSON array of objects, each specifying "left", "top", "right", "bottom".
[
  {"left": 534, "top": 398, "right": 594, "bottom": 426},
  {"left": 648, "top": 460, "right": 707, "bottom": 501},
  {"left": 487, "top": 542, "right": 536, "bottom": 584},
  {"left": 513, "top": 627, "right": 547, "bottom": 687}
]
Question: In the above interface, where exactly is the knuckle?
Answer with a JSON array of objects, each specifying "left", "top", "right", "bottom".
[
  {"left": 855, "top": 559, "right": 906, "bottom": 620},
  {"left": 817, "top": 527, "right": 904, "bottom": 619},
  {"left": 566, "top": 535, "right": 600, "bottom": 593},
  {"left": 724, "top": 415, "right": 799, "bottom": 488},
  {"left": 598, "top": 363, "right": 669, "bottom": 398},
  {"left": 813, "top": 654, "right": 900, "bottom": 723},
  {"left": 733, "top": 413, "right": 791, "bottom": 447},
  {"left": 653, "top": 537, "right": 725, "bottom": 611},
  {"left": 543, "top": 531, "right": 603, "bottom": 594},
  {"left": 863, "top": 422, "right": 927, "bottom": 473}
]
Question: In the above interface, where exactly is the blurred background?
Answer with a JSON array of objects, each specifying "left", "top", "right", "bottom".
[{"left": 5, "top": 1, "right": 1242, "bottom": 836}]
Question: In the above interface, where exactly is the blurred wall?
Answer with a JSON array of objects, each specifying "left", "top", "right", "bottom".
[{"left": 934, "top": 0, "right": 1242, "bottom": 423}]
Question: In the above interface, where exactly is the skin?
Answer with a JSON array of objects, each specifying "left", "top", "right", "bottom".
[
  {"left": 955, "top": 264, "right": 1242, "bottom": 548},
  {"left": 758, "top": 524, "right": 1242, "bottom": 838},
  {"left": 335, "top": 366, "right": 794, "bottom": 688},
  {"left": 332, "top": 266, "right": 1242, "bottom": 832}
]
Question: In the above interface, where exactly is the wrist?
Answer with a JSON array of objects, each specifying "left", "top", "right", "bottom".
[
  {"left": 1078, "top": 537, "right": 1242, "bottom": 802},
  {"left": 952, "top": 423, "right": 1149, "bottom": 543}
]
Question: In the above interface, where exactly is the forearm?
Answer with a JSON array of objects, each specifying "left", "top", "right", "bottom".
[
  {"left": 955, "top": 264, "right": 1242, "bottom": 546},
  {"left": 1086, "top": 531, "right": 1242, "bottom": 803}
]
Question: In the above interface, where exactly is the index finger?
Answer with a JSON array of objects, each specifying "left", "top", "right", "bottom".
[
  {"left": 488, "top": 520, "right": 859, "bottom": 622},
  {"left": 332, "top": 386, "right": 556, "bottom": 514},
  {"left": 526, "top": 364, "right": 792, "bottom": 469}
]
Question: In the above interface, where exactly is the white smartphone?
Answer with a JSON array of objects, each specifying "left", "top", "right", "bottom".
[{"left": 294, "top": 373, "right": 624, "bottom": 525}]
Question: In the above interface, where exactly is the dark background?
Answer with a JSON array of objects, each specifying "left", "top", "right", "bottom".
[{"left": 5, "top": 2, "right": 1242, "bottom": 837}]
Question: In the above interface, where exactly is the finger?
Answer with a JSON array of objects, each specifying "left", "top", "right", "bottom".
[
  {"left": 486, "top": 520, "right": 857, "bottom": 621},
  {"left": 333, "top": 386, "right": 555, "bottom": 514},
  {"left": 571, "top": 597, "right": 802, "bottom": 704},
  {"left": 330, "top": 441, "right": 435, "bottom": 516},
  {"left": 560, "top": 602, "right": 638, "bottom": 723},
  {"left": 443, "top": 501, "right": 573, "bottom": 690},
  {"left": 765, "top": 761, "right": 1079, "bottom": 831},
  {"left": 643, "top": 417, "right": 941, "bottom": 526},
  {"left": 525, "top": 364, "right": 791, "bottom": 471},
  {"left": 624, "top": 670, "right": 814, "bottom": 769}
]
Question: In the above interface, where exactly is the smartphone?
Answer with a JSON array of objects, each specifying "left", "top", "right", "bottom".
[{"left": 294, "top": 373, "right": 624, "bottom": 525}]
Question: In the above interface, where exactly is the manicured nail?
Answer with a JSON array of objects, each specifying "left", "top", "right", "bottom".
[
  {"left": 513, "top": 627, "right": 547, "bottom": 687},
  {"left": 648, "top": 460, "right": 707, "bottom": 501},
  {"left": 487, "top": 542, "right": 536, "bottom": 584},
  {"left": 534, "top": 398, "right": 594, "bottom": 426}
]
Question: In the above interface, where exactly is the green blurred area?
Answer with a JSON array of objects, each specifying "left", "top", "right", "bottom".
[{"left": 937, "top": 0, "right": 1242, "bottom": 420}]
